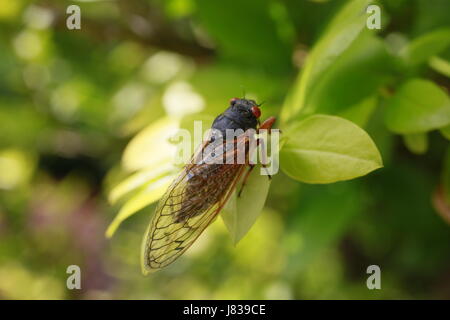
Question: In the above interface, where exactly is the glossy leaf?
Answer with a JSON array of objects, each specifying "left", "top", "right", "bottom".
[
  {"left": 403, "top": 133, "right": 428, "bottom": 154},
  {"left": 108, "top": 163, "right": 175, "bottom": 204},
  {"left": 401, "top": 28, "right": 450, "bottom": 65},
  {"left": 429, "top": 56, "right": 450, "bottom": 78},
  {"left": 280, "top": 115, "right": 382, "bottom": 183},
  {"left": 384, "top": 78, "right": 450, "bottom": 133},
  {"left": 303, "top": 34, "right": 393, "bottom": 118},
  {"left": 441, "top": 125, "right": 450, "bottom": 140},
  {"left": 122, "top": 117, "right": 179, "bottom": 171},
  {"left": 221, "top": 165, "right": 271, "bottom": 245},
  {"left": 106, "top": 174, "right": 175, "bottom": 238},
  {"left": 281, "top": 0, "right": 371, "bottom": 122},
  {"left": 337, "top": 95, "right": 378, "bottom": 128},
  {"left": 179, "top": 113, "right": 214, "bottom": 152}
]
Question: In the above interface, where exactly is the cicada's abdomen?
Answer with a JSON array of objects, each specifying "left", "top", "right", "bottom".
[{"left": 175, "top": 164, "right": 238, "bottom": 223}]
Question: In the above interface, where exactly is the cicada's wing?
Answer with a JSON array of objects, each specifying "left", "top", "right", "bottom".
[{"left": 141, "top": 137, "right": 249, "bottom": 273}]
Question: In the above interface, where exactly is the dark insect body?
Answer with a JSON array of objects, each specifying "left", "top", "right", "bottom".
[
  {"left": 211, "top": 98, "right": 260, "bottom": 136},
  {"left": 141, "top": 98, "right": 276, "bottom": 273}
]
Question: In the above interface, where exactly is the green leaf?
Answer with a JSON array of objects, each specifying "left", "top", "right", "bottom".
[
  {"left": 401, "top": 28, "right": 450, "bottom": 65},
  {"left": 221, "top": 165, "right": 271, "bottom": 245},
  {"left": 337, "top": 95, "right": 378, "bottom": 127},
  {"left": 108, "top": 163, "right": 175, "bottom": 204},
  {"left": 281, "top": 0, "right": 371, "bottom": 122},
  {"left": 280, "top": 115, "right": 382, "bottom": 183},
  {"left": 441, "top": 124, "right": 450, "bottom": 140},
  {"left": 403, "top": 133, "right": 428, "bottom": 154},
  {"left": 303, "top": 34, "right": 394, "bottom": 117},
  {"left": 384, "top": 78, "right": 450, "bottom": 133},
  {"left": 122, "top": 117, "right": 179, "bottom": 171},
  {"left": 429, "top": 56, "right": 450, "bottom": 78},
  {"left": 179, "top": 113, "right": 214, "bottom": 150},
  {"left": 106, "top": 174, "right": 174, "bottom": 238}
]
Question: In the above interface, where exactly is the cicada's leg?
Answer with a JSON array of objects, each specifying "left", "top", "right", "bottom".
[
  {"left": 237, "top": 164, "right": 255, "bottom": 197},
  {"left": 257, "top": 136, "right": 272, "bottom": 179},
  {"left": 258, "top": 116, "right": 276, "bottom": 133},
  {"left": 237, "top": 116, "right": 276, "bottom": 197}
]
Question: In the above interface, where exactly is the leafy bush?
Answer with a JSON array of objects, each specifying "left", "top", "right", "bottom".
[{"left": 0, "top": 0, "right": 449, "bottom": 299}]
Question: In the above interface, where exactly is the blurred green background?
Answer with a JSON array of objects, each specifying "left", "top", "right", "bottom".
[{"left": 1, "top": 0, "right": 450, "bottom": 299}]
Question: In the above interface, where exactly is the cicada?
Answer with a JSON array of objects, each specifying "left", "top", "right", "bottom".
[{"left": 141, "top": 98, "right": 276, "bottom": 273}]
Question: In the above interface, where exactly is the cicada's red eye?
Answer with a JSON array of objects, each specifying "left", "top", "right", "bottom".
[
  {"left": 229, "top": 97, "right": 239, "bottom": 105},
  {"left": 251, "top": 106, "right": 261, "bottom": 118}
]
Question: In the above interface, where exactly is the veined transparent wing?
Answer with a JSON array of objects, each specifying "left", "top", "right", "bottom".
[{"left": 141, "top": 137, "right": 250, "bottom": 273}]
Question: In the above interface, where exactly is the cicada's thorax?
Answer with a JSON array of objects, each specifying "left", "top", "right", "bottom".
[{"left": 174, "top": 99, "right": 260, "bottom": 223}]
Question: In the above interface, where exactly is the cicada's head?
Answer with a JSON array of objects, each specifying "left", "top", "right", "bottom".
[
  {"left": 211, "top": 98, "right": 262, "bottom": 136},
  {"left": 228, "top": 97, "right": 261, "bottom": 121}
]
